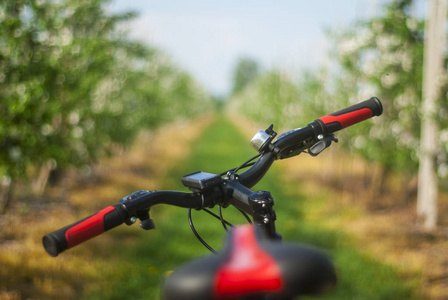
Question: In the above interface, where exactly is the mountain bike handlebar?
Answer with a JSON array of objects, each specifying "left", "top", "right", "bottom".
[
  {"left": 43, "top": 97, "right": 383, "bottom": 298},
  {"left": 239, "top": 97, "right": 382, "bottom": 186},
  {"left": 43, "top": 191, "right": 205, "bottom": 257},
  {"left": 274, "top": 97, "right": 381, "bottom": 152},
  {"left": 43, "top": 97, "right": 382, "bottom": 257}
]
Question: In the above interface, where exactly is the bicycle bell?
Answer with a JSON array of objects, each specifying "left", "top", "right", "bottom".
[
  {"left": 250, "top": 124, "right": 277, "bottom": 153},
  {"left": 250, "top": 130, "right": 270, "bottom": 152}
]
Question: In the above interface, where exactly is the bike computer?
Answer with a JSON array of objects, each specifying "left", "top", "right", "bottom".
[{"left": 181, "top": 171, "right": 222, "bottom": 191}]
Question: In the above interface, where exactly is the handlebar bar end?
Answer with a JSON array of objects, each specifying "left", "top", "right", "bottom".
[
  {"left": 43, "top": 233, "right": 66, "bottom": 257},
  {"left": 369, "top": 97, "right": 383, "bottom": 116}
]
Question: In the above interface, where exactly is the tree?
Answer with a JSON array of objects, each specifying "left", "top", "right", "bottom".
[
  {"left": 417, "top": 0, "right": 447, "bottom": 229},
  {"left": 231, "top": 57, "right": 260, "bottom": 95},
  {"left": 328, "top": 0, "right": 448, "bottom": 219},
  {"left": 228, "top": 70, "right": 299, "bottom": 128},
  {"left": 328, "top": 0, "right": 426, "bottom": 176},
  {"left": 0, "top": 0, "right": 145, "bottom": 180},
  {"left": 0, "top": 0, "right": 212, "bottom": 211},
  {"left": 228, "top": 0, "right": 448, "bottom": 209}
]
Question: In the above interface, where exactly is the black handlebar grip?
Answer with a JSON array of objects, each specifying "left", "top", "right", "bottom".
[
  {"left": 42, "top": 204, "right": 127, "bottom": 257},
  {"left": 315, "top": 97, "right": 383, "bottom": 134}
]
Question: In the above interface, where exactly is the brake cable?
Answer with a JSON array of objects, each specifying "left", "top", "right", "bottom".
[
  {"left": 219, "top": 205, "right": 252, "bottom": 231},
  {"left": 218, "top": 153, "right": 261, "bottom": 176},
  {"left": 189, "top": 155, "right": 260, "bottom": 253},
  {"left": 188, "top": 206, "right": 253, "bottom": 253}
]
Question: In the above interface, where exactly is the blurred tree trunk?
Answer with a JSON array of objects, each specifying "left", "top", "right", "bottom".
[
  {"left": 0, "top": 177, "right": 12, "bottom": 214},
  {"left": 31, "top": 159, "right": 57, "bottom": 196},
  {"left": 401, "top": 173, "right": 418, "bottom": 206},
  {"left": 417, "top": 0, "right": 447, "bottom": 229},
  {"left": 368, "top": 164, "right": 388, "bottom": 203}
]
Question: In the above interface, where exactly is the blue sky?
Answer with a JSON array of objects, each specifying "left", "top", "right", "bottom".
[{"left": 110, "top": 0, "right": 426, "bottom": 96}]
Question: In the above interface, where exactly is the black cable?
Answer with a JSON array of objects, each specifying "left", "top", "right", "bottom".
[
  {"left": 218, "top": 206, "right": 253, "bottom": 231},
  {"left": 202, "top": 208, "right": 233, "bottom": 227},
  {"left": 219, "top": 154, "right": 261, "bottom": 177},
  {"left": 238, "top": 208, "right": 253, "bottom": 223},
  {"left": 233, "top": 154, "right": 261, "bottom": 174},
  {"left": 188, "top": 152, "right": 260, "bottom": 253},
  {"left": 219, "top": 205, "right": 229, "bottom": 231},
  {"left": 188, "top": 209, "right": 216, "bottom": 253},
  {"left": 188, "top": 206, "right": 253, "bottom": 253},
  {"left": 219, "top": 162, "right": 257, "bottom": 176}
]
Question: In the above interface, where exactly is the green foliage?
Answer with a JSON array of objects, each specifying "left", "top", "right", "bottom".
[
  {"left": 228, "top": 68, "right": 329, "bottom": 130},
  {"left": 118, "top": 51, "right": 212, "bottom": 128},
  {"left": 0, "top": 0, "right": 212, "bottom": 181},
  {"left": 228, "top": 0, "right": 448, "bottom": 177},
  {"left": 229, "top": 70, "right": 292, "bottom": 127},
  {"left": 328, "top": 0, "right": 425, "bottom": 173},
  {"left": 231, "top": 57, "right": 260, "bottom": 96}
]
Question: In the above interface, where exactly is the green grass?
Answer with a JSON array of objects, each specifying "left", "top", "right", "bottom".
[{"left": 84, "top": 116, "right": 418, "bottom": 300}]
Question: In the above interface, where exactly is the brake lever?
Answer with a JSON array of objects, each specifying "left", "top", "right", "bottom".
[
  {"left": 276, "top": 138, "right": 315, "bottom": 160},
  {"left": 119, "top": 190, "right": 156, "bottom": 229},
  {"left": 308, "top": 134, "right": 338, "bottom": 156}
]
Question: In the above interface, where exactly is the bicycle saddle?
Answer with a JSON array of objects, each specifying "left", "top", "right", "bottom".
[{"left": 162, "top": 224, "right": 337, "bottom": 300}]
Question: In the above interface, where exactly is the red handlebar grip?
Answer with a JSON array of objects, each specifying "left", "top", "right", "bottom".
[
  {"left": 317, "top": 97, "right": 382, "bottom": 134},
  {"left": 43, "top": 205, "right": 126, "bottom": 257},
  {"left": 65, "top": 206, "right": 115, "bottom": 248}
]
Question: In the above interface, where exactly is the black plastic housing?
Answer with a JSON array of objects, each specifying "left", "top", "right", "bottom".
[{"left": 181, "top": 171, "right": 222, "bottom": 191}]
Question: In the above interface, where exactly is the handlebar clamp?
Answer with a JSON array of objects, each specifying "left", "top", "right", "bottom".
[{"left": 119, "top": 190, "right": 156, "bottom": 229}]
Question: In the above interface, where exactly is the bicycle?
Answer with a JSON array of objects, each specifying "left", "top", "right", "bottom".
[{"left": 43, "top": 97, "right": 383, "bottom": 300}]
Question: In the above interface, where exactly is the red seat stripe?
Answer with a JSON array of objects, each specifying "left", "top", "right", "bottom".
[{"left": 213, "top": 225, "right": 284, "bottom": 298}]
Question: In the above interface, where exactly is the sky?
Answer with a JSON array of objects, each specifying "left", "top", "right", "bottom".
[{"left": 109, "top": 0, "right": 426, "bottom": 97}]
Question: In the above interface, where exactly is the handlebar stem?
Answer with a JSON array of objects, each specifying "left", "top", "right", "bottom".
[
  {"left": 249, "top": 190, "right": 280, "bottom": 240},
  {"left": 224, "top": 179, "right": 280, "bottom": 240}
]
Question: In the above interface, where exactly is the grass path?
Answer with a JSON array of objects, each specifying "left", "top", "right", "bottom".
[
  {"left": 85, "top": 116, "right": 418, "bottom": 299},
  {"left": 0, "top": 117, "right": 213, "bottom": 299}
]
